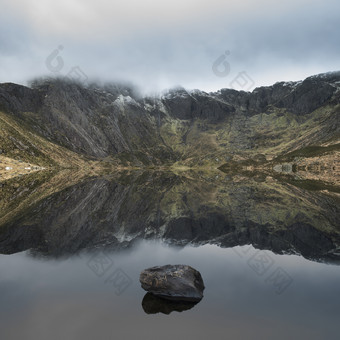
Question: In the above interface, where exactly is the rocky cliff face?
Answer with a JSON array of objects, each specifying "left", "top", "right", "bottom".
[{"left": 0, "top": 72, "right": 339, "bottom": 167}]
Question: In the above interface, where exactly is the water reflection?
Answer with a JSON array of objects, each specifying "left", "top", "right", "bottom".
[
  {"left": 0, "top": 169, "right": 339, "bottom": 263},
  {"left": 0, "top": 169, "right": 339, "bottom": 339},
  {"left": 142, "top": 293, "right": 200, "bottom": 314},
  {"left": 0, "top": 241, "right": 339, "bottom": 339}
]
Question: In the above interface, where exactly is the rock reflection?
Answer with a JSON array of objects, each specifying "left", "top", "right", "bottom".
[{"left": 142, "top": 293, "right": 199, "bottom": 315}]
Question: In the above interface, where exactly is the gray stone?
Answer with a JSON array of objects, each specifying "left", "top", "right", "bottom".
[{"left": 140, "top": 264, "right": 205, "bottom": 302}]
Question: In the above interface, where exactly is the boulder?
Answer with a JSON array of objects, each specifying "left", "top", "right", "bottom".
[{"left": 140, "top": 264, "right": 205, "bottom": 302}]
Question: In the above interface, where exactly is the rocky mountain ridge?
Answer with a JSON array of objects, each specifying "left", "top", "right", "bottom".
[{"left": 0, "top": 71, "right": 339, "bottom": 168}]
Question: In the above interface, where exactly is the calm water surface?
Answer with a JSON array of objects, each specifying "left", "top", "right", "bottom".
[{"left": 0, "top": 170, "right": 339, "bottom": 339}]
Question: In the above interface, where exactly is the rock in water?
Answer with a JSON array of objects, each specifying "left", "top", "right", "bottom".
[{"left": 140, "top": 264, "right": 205, "bottom": 302}]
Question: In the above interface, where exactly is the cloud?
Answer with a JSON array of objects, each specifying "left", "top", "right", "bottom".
[{"left": 1, "top": 0, "right": 339, "bottom": 92}]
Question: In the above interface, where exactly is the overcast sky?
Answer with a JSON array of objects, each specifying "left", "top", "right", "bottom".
[{"left": 1, "top": 0, "right": 339, "bottom": 93}]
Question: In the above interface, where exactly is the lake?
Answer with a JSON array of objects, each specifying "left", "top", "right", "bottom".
[{"left": 0, "top": 169, "right": 339, "bottom": 339}]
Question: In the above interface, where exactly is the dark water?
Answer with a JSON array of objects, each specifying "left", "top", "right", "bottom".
[{"left": 0, "top": 170, "right": 339, "bottom": 339}]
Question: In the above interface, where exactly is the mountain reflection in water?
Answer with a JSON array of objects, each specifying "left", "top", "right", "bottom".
[{"left": 0, "top": 169, "right": 339, "bottom": 263}]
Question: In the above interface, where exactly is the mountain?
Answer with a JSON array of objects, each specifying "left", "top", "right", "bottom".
[
  {"left": 0, "top": 73, "right": 339, "bottom": 262},
  {"left": 0, "top": 72, "right": 339, "bottom": 170}
]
